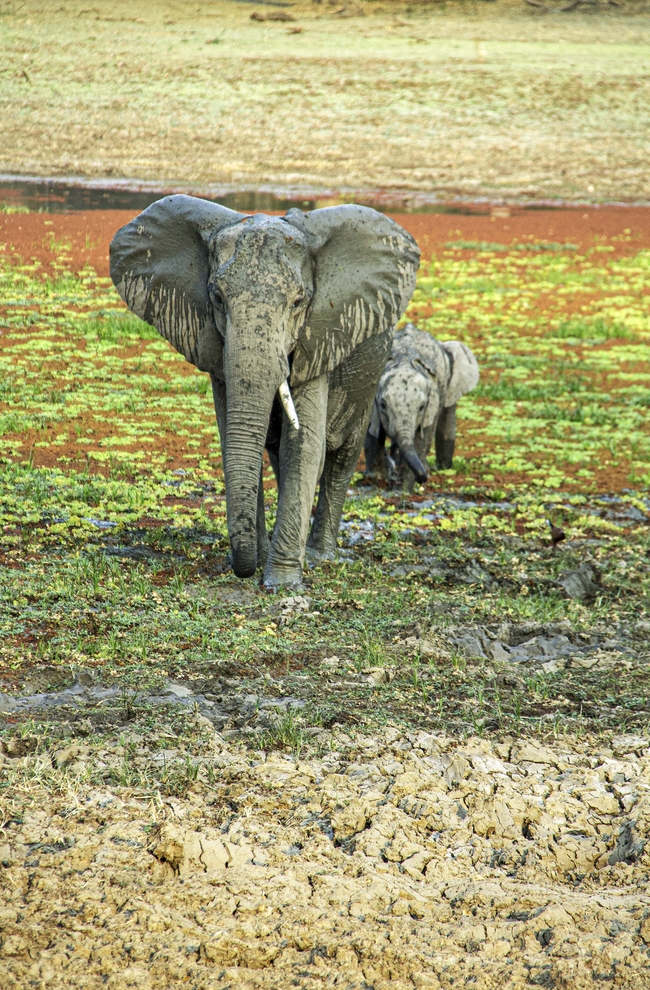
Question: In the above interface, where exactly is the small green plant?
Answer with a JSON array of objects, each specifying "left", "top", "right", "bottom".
[
  {"left": 262, "top": 711, "right": 305, "bottom": 757},
  {"left": 84, "top": 311, "right": 159, "bottom": 343},
  {"left": 357, "top": 630, "right": 387, "bottom": 669},
  {"left": 549, "top": 316, "right": 634, "bottom": 341},
  {"left": 446, "top": 240, "right": 578, "bottom": 253},
  {"left": 0, "top": 202, "right": 30, "bottom": 214}
]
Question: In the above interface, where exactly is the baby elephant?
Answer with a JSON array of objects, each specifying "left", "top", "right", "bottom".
[{"left": 364, "top": 323, "right": 479, "bottom": 490}]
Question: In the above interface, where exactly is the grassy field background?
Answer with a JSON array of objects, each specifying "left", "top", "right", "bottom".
[
  {"left": 1, "top": 0, "right": 650, "bottom": 202},
  {"left": 1, "top": 206, "right": 649, "bottom": 741}
]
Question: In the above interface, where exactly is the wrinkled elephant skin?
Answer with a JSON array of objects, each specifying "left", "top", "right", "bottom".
[{"left": 110, "top": 196, "right": 419, "bottom": 588}]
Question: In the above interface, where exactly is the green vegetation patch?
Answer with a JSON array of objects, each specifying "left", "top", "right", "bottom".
[
  {"left": 408, "top": 238, "right": 650, "bottom": 490},
  {"left": 0, "top": 232, "right": 649, "bottom": 748}
]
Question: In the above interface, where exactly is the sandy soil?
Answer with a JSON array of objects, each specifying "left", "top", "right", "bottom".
[
  {"left": 0, "top": 725, "right": 649, "bottom": 989},
  {"left": 2, "top": 1, "right": 650, "bottom": 203}
]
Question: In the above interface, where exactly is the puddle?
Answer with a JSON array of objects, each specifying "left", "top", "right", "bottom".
[{"left": 0, "top": 174, "right": 498, "bottom": 216}]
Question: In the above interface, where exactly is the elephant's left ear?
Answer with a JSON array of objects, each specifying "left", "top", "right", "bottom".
[
  {"left": 441, "top": 341, "right": 480, "bottom": 406},
  {"left": 285, "top": 205, "right": 420, "bottom": 386}
]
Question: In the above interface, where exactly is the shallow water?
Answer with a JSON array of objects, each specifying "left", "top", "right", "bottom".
[{"left": 0, "top": 174, "right": 495, "bottom": 215}]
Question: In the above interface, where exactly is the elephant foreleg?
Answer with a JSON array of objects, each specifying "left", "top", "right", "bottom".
[
  {"left": 263, "top": 373, "right": 328, "bottom": 590},
  {"left": 435, "top": 404, "right": 457, "bottom": 469},
  {"left": 210, "top": 373, "right": 228, "bottom": 467}
]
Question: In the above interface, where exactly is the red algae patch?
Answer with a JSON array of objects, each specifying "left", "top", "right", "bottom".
[{"left": 2, "top": 205, "right": 650, "bottom": 273}]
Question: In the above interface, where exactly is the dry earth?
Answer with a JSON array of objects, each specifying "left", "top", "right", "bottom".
[
  {"left": 2, "top": 1, "right": 650, "bottom": 202},
  {"left": 1, "top": 723, "right": 650, "bottom": 989}
]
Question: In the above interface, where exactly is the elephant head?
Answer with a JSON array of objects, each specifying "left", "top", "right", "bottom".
[
  {"left": 110, "top": 195, "right": 419, "bottom": 577},
  {"left": 369, "top": 323, "right": 479, "bottom": 482}
]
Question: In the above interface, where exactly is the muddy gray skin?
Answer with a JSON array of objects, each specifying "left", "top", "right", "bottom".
[
  {"left": 364, "top": 323, "right": 479, "bottom": 492},
  {"left": 110, "top": 195, "right": 419, "bottom": 589}
]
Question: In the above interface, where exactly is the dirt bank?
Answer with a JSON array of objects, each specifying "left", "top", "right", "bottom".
[{"left": 1, "top": 724, "right": 649, "bottom": 989}]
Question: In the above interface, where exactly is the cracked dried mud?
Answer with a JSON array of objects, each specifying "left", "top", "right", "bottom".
[{"left": 2, "top": 725, "right": 650, "bottom": 989}]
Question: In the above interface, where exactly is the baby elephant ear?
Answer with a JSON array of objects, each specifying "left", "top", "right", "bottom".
[
  {"left": 110, "top": 195, "right": 246, "bottom": 367},
  {"left": 441, "top": 341, "right": 480, "bottom": 407},
  {"left": 285, "top": 205, "right": 420, "bottom": 386}
]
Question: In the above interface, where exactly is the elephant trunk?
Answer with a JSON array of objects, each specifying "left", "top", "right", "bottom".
[
  {"left": 224, "top": 407, "right": 271, "bottom": 578},
  {"left": 395, "top": 431, "right": 429, "bottom": 484},
  {"left": 223, "top": 329, "right": 289, "bottom": 579}
]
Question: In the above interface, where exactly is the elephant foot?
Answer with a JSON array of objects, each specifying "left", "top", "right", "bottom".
[
  {"left": 305, "top": 543, "right": 337, "bottom": 565},
  {"left": 261, "top": 563, "right": 305, "bottom": 592}
]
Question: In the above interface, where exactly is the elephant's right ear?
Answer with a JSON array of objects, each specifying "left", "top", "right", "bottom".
[
  {"left": 110, "top": 195, "right": 246, "bottom": 367},
  {"left": 285, "top": 205, "right": 420, "bottom": 386}
]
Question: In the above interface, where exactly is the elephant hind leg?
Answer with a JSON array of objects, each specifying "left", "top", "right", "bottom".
[
  {"left": 308, "top": 422, "right": 367, "bottom": 562},
  {"left": 435, "top": 404, "right": 457, "bottom": 469}
]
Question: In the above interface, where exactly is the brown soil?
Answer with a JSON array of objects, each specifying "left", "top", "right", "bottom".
[
  {"left": 0, "top": 210, "right": 138, "bottom": 276},
  {"left": 2, "top": 205, "right": 649, "bottom": 274},
  {"left": 1, "top": 727, "right": 649, "bottom": 989}
]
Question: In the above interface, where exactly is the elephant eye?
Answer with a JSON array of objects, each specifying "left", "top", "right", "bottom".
[
  {"left": 292, "top": 296, "right": 304, "bottom": 310},
  {"left": 209, "top": 284, "right": 224, "bottom": 308}
]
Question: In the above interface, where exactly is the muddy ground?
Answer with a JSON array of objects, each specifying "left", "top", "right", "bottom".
[
  {"left": 3, "top": 19, "right": 650, "bottom": 975},
  {"left": 1, "top": 718, "right": 650, "bottom": 989},
  {"left": 2, "top": 1, "right": 650, "bottom": 203}
]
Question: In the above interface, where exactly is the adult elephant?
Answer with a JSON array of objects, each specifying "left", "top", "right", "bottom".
[{"left": 110, "top": 195, "right": 419, "bottom": 589}]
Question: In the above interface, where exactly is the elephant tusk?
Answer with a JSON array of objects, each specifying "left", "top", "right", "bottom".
[{"left": 278, "top": 380, "right": 300, "bottom": 431}]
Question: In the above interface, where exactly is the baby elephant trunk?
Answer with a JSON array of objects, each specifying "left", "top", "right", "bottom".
[
  {"left": 403, "top": 447, "right": 429, "bottom": 484},
  {"left": 395, "top": 433, "right": 428, "bottom": 484}
]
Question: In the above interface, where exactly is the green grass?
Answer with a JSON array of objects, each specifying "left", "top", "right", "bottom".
[
  {"left": 0, "top": 203, "right": 31, "bottom": 214},
  {"left": 447, "top": 241, "right": 579, "bottom": 253},
  {"left": 408, "top": 242, "right": 650, "bottom": 489}
]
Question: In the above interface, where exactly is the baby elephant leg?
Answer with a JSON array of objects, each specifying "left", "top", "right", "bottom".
[
  {"left": 435, "top": 404, "right": 456, "bottom": 469},
  {"left": 364, "top": 427, "right": 386, "bottom": 478}
]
